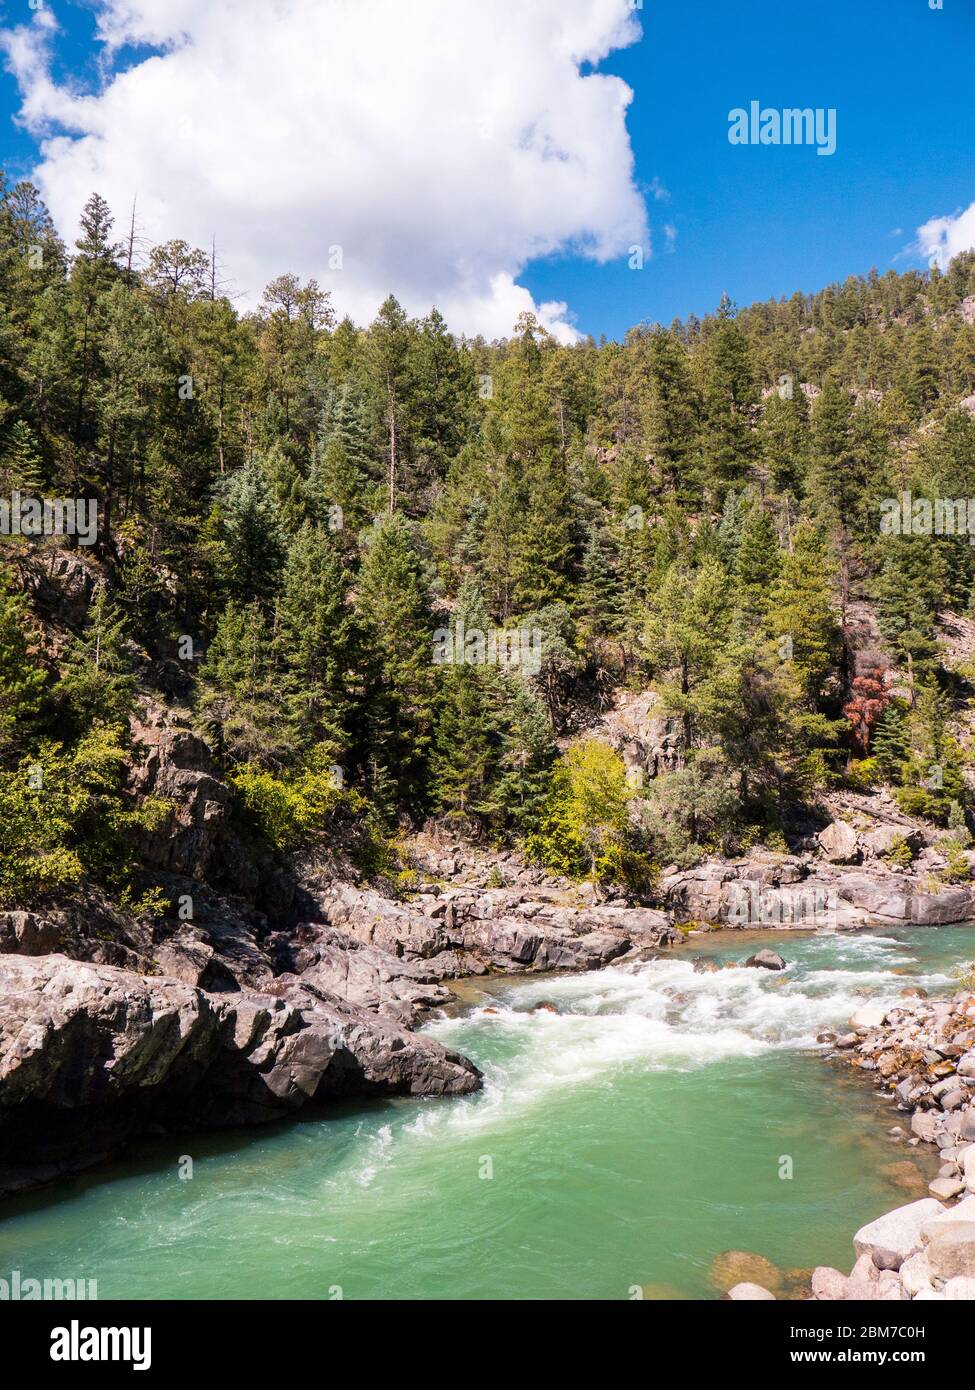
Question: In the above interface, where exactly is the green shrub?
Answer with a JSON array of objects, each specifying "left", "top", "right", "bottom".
[
  {"left": 885, "top": 834, "right": 917, "bottom": 868},
  {"left": 0, "top": 728, "right": 168, "bottom": 907},
  {"left": 230, "top": 762, "right": 354, "bottom": 851},
  {"left": 525, "top": 740, "right": 630, "bottom": 883},
  {"left": 941, "top": 842, "right": 971, "bottom": 884},
  {"left": 846, "top": 757, "right": 880, "bottom": 791},
  {"left": 893, "top": 786, "right": 950, "bottom": 825}
]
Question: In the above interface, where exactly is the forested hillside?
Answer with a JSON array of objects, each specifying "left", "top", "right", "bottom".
[{"left": 3, "top": 177, "right": 975, "bottom": 912}]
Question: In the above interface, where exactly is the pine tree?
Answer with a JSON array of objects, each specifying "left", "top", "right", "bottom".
[
  {"left": 695, "top": 296, "right": 759, "bottom": 503},
  {"left": 509, "top": 450, "right": 577, "bottom": 611},
  {"left": 367, "top": 296, "right": 416, "bottom": 513},
  {"left": 873, "top": 534, "right": 944, "bottom": 685},
  {"left": 759, "top": 387, "right": 810, "bottom": 496},
  {"left": 196, "top": 601, "right": 291, "bottom": 767},
  {"left": 577, "top": 523, "right": 624, "bottom": 638},
  {"left": 486, "top": 682, "right": 557, "bottom": 836},
  {"left": 0, "top": 420, "right": 45, "bottom": 495},
  {"left": 644, "top": 559, "right": 732, "bottom": 750},
  {"left": 734, "top": 503, "right": 781, "bottom": 625},
  {"left": 276, "top": 523, "right": 356, "bottom": 759},
  {"left": 717, "top": 489, "right": 744, "bottom": 568},
  {"left": 354, "top": 513, "right": 438, "bottom": 808},
  {"left": 0, "top": 568, "right": 46, "bottom": 759},
  {"left": 257, "top": 441, "right": 309, "bottom": 536},
  {"left": 219, "top": 459, "right": 287, "bottom": 604},
  {"left": 57, "top": 583, "right": 134, "bottom": 732},
  {"left": 429, "top": 662, "right": 496, "bottom": 822},
  {"left": 763, "top": 522, "right": 840, "bottom": 704},
  {"left": 310, "top": 380, "right": 374, "bottom": 531},
  {"left": 872, "top": 700, "right": 909, "bottom": 783},
  {"left": 636, "top": 327, "right": 700, "bottom": 501},
  {"left": 808, "top": 378, "right": 863, "bottom": 525}
]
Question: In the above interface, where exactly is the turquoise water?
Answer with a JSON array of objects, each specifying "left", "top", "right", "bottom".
[{"left": 1, "top": 926, "right": 972, "bottom": 1300}]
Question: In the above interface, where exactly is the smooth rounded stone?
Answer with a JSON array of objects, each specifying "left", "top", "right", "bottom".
[
  {"left": 929, "top": 1176, "right": 966, "bottom": 1200},
  {"left": 711, "top": 1250, "right": 784, "bottom": 1296},
  {"left": 850, "top": 1003, "right": 889, "bottom": 1031},
  {"left": 900, "top": 987, "right": 929, "bottom": 1000},
  {"left": 836, "top": 1033, "right": 861, "bottom": 1049},
  {"left": 957, "top": 1052, "right": 975, "bottom": 1078},
  {"left": 960, "top": 1109, "right": 975, "bottom": 1143},
  {"left": 898, "top": 1250, "right": 933, "bottom": 1298},
  {"left": 811, "top": 1266, "right": 849, "bottom": 1300},
  {"left": 875, "top": 1270, "right": 910, "bottom": 1300},
  {"left": 943, "top": 1276, "right": 975, "bottom": 1299},
  {"left": 744, "top": 949, "right": 787, "bottom": 971},
  {"left": 727, "top": 1282, "right": 776, "bottom": 1300},
  {"left": 912, "top": 1287, "right": 946, "bottom": 1300},
  {"left": 532, "top": 1001, "right": 559, "bottom": 1014},
  {"left": 854, "top": 1198, "right": 946, "bottom": 1271},
  {"left": 912, "top": 1110, "right": 944, "bottom": 1142},
  {"left": 921, "top": 1195, "right": 975, "bottom": 1279},
  {"left": 941, "top": 1090, "right": 969, "bottom": 1112}
]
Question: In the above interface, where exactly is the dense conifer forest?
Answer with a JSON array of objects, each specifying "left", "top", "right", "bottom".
[{"left": 3, "top": 177, "right": 975, "bottom": 910}]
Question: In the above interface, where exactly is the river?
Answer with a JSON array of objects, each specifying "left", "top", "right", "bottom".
[{"left": 1, "top": 925, "right": 972, "bottom": 1299}]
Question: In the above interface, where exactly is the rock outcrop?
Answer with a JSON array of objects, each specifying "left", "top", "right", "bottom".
[
  {"left": 0, "top": 954, "right": 480, "bottom": 1192},
  {"left": 313, "top": 866, "right": 679, "bottom": 980},
  {"left": 661, "top": 856, "right": 975, "bottom": 929}
]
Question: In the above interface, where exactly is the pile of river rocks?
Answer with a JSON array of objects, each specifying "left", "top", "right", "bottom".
[
  {"left": 813, "top": 989, "right": 975, "bottom": 1300},
  {"left": 728, "top": 989, "right": 975, "bottom": 1300},
  {"left": 727, "top": 1196, "right": 975, "bottom": 1301},
  {"left": 808, "top": 1196, "right": 975, "bottom": 1301},
  {"left": 829, "top": 989, "right": 975, "bottom": 1166}
]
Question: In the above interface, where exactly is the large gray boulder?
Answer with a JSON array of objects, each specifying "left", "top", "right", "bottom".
[
  {"left": 745, "top": 949, "right": 787, "bottom": 971},
  {"left": 853, "top": 1198, "right": 945, "bottom": 1271},
  {"left": 270, "top": 921, "right": 452, "bottom": 1027},
  {"left": 0, "top": 912, "right": 61, "bottom": 956},
  {"left": 0, "top": 954, "right": 219, "bottom": 1108},
  {"left": 818, "top": 821, "right": 860, "bottom": 864}
]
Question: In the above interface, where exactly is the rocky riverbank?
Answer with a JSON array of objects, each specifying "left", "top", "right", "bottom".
[
  {"left": 0, "top": 837, "right": 681, "bottom": 1194},
  {"left": 4, "top": 826, "right": 975, "bottom": 1198},
  {"left": 727, "top": 986, "right": 975, "bottom": 1300},
  {"left": 4, "top": 726, "right": 975, "bottom": 1221}
]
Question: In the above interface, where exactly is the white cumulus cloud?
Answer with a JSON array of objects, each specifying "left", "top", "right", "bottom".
[
  {"left": 916, "top": 202, "right": 975, "bottom": 271},
  {"left": 1, "top": 0, "right": 650, "bottom": 342}
]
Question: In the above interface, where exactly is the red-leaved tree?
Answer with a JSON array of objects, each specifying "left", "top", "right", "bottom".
[{"left": 843, "top": 667, "right": 889, "bottom": 753}]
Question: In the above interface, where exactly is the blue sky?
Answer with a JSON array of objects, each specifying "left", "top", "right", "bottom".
[
  {"left": 529, "top": 0, "right": 975, "bottom": 336},
  {"left": 2, "top": 0, "right": 974, "bottom": 342}
]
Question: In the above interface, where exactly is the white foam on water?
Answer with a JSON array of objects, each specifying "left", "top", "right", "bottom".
[{"left": 335, "top": 930, "right": 969, "bottom": 1181}]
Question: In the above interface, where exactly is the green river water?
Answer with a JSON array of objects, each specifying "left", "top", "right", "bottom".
[{"left": 2, "top": 925, "right": 973, "bottom": 1300}]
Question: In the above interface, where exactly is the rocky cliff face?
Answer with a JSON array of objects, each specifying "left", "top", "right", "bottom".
[{"left": 0, "top": 954, "right": 480, "bottom": 1193}]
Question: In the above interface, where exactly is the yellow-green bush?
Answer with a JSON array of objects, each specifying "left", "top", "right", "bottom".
[
  {"left": 0, "top": 727, "right": 169, "bottom": 907},
  {"left": 525, "top": 740, "right": 631, "bottom": 883}
]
